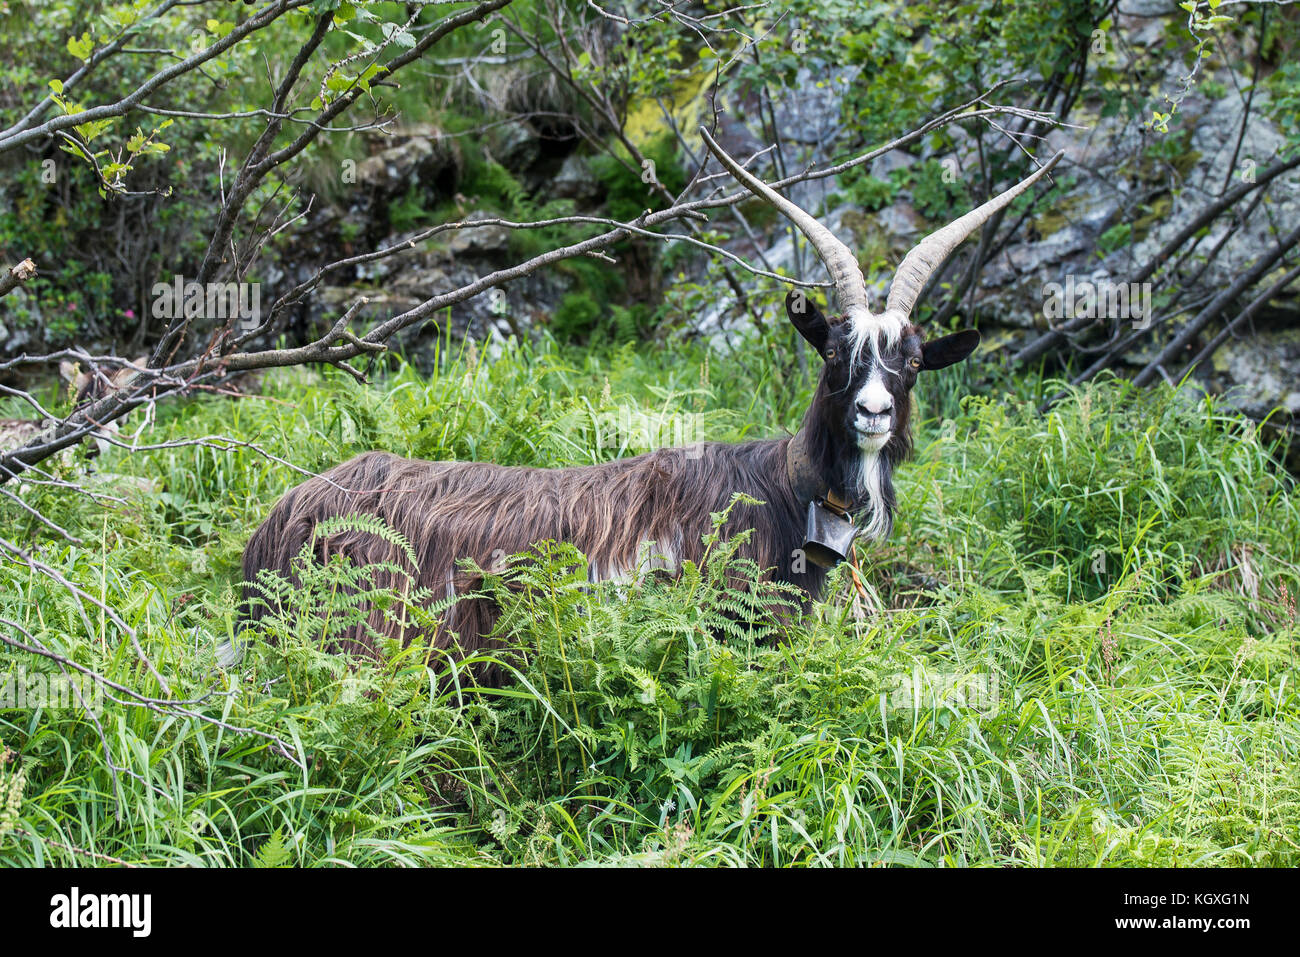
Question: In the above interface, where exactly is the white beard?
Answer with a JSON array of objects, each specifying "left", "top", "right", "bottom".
[{"left": 851, "top": 450, "right": 892, "bottom": 541}]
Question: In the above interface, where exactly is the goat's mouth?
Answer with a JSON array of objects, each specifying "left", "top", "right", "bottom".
[{"left": 854, "top": 413, "right": 893, "bottom": 448}]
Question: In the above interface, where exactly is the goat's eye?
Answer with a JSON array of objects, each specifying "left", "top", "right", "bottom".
[
  {"left": 909, "top": 356, "right": 922, "bottom": 370},
  {"left": 824, "top": 348, "right": 835, "bottom": 360}
]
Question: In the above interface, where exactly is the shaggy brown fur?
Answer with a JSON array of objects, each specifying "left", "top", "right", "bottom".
[{"left": 241, "top": 437, "right": 823, "bottom": 671}]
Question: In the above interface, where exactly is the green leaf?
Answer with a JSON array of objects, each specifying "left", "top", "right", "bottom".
[
  {"left": 67, "top": 32, "right": 93, "bottom": 62},
  {"left": 252, "top": 828, "right": 293, "bottom": 868}
]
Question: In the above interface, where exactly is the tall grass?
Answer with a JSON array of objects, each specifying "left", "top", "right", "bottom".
[{"left": 1, "top": 336, "right": 1296, "bottom": 866}]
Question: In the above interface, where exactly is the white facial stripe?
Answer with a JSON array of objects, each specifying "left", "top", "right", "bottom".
[
  {"left": 846, "top": 309, "right": 903, "bottom": 366},
  {"left": 856, "top": 368, "right": 892, "bottom": 414}
]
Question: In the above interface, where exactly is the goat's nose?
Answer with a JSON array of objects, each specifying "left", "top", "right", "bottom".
[{"left": 857, "top": 397, "right": 892, "bottom": 416}]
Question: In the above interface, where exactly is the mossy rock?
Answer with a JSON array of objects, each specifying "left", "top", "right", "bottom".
[
  {"left": 1133, "top": 194, "right": 1173, "bottom": 241},
  {"left": 840, "top": 209, "right": 901, "bottom": 266}
]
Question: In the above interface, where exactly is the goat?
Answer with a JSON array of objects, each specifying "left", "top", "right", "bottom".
[{"left": 238, "top": 134, "right": 1063, "bottom": 677}]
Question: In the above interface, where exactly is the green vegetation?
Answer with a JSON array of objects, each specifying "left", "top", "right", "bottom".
[
  {"left": 3, "top": 0, "right": 1299, "bottom": 870},
  {"left": 2, "top": 338, "right": 1296, "bottom": 866}
]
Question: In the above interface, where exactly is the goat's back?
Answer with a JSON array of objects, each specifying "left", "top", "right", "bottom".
[{"left": 238, "top": 442, "right": 811, "bottom": 677}]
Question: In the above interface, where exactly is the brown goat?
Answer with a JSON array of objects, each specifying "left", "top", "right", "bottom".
[{"left": 238, "top": 135, "right": 1064, "bottom": 679}]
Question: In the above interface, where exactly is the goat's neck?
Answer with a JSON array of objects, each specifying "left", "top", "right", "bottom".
[{"left": 786, "top": 427, "right": 852, "bottom": 512}]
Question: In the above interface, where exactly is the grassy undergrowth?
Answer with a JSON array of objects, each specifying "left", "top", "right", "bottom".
[{"left": 1, "top": 335, "right": 1297, "bottom": 866}]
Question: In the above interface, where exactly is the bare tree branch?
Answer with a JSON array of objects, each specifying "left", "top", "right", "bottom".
[{"left": 0, "top": 258, "right": 36, "bottom": 300}]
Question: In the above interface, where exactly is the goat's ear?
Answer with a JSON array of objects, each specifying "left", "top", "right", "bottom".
[
  {"left": 921, "top": 329, "right": 980, "bottom": 370},
  {"left": 785, "top": 290, "right": 831, "bottom": 353}
]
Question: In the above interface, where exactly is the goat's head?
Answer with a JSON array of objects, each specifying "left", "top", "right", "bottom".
[
  {"left": 701, "top": 128, "right": 1063, "bottom": 540},
  {"left": 783, "top": 288, "right": 981, "bottom": 458}
]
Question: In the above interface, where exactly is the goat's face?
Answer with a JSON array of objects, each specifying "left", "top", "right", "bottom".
[
  {"left": 698, "top": 126, "right": 1058, "bottom": 538},
  {"left": 786, "top": 291, "right": 980, "bottom": 458}
]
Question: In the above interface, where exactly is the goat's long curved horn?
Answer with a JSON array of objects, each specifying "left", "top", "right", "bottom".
[
  {"left": 886, "top": 149, "right": 1065, "bottom": 319},
  {"left": 699, "top": 126, "right": 873, "bottom": 323}
]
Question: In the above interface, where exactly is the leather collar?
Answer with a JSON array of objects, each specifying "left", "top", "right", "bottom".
[{"left": 786, "top": 428, "right": 851, "bottom": 515}]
